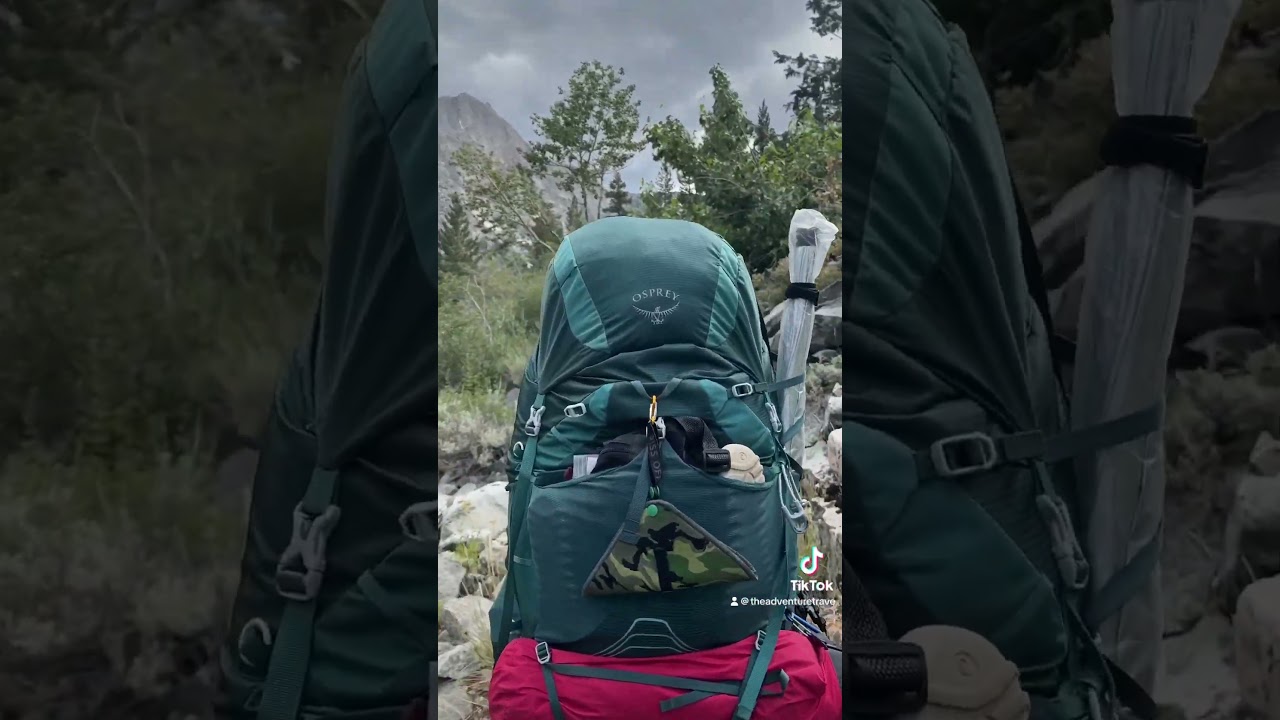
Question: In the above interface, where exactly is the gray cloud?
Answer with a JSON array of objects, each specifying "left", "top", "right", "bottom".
[{"left": 439, "top": 0, "right": 839, "bottom": 190}]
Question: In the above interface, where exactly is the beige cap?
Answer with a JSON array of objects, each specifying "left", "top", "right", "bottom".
[
  {"left": 897, "top": 625, "right": 1030, "bottom": 720},
  {"left": 721, "top": 443, "right": 764, "bottom": 483}
]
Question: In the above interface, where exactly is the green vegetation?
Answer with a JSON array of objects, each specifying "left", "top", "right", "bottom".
[
  {"left": 525, "top": 60, "right": 645, "bottom": 227},
  {"left": 440, "top": 1, "right": 844, "bottom": 404},
  {"left": 0, "top": 2, "right": 379, "bottom": 715}
]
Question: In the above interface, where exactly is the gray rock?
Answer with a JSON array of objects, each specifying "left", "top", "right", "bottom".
[
  {"left": 438, "top": 552, "right": 467, "bottom": 603},
  {"left": 439, "top": 481, "right": 509, "bottom": 549},
  {"left": 438, "top": 93, "right": 582, "bottom": 234},
  {"left": 440, "top": 595, "right": 494, "bottom": 647},
  {"left": 1249, "top": 432, "right": 1280, "bottom": 476},
  {"left": 437, "top": 642, "right": 482, "bottom": 681},
  {"left": 437, "top": 679, "right": 472, "bottom": 720},
  {"left": 1184, "top": 327, "right": 1270, "bottom": 371},
  {"left": 1235, "top": 576, "right": 1280, "bottom": 719}
]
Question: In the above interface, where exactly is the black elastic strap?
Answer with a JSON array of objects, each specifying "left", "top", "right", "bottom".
[
  {"left": 845, "top": 640, "right": 929, "bottom": 716},
  {"left": 785, "top": 282, "right": 819, "bottom": 303},
  {"left": 1100, "top": 115, "right": 1208, "bottom": 189}
]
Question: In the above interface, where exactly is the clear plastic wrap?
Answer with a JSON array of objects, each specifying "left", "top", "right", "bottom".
[
  {"left": 1070, "top": 0, "right": 1240, "bottom": 692},
  {"left": 776, "top": 209, "right": 837, "bottom": 462}
]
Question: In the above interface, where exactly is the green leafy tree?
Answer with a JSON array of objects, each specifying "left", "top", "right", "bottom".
[
  {"left": 438, "top": 192, "right": 477, "bottom": 276},
  {"left": 530, "top": 206, "right": 565, "bottom": 265},
  {"left": 753, "top": 100, "right": 775, "bottom": 155},
  {"left": 604, "top": 171, "right": 629, "bottom": 216},
  {"left": 452, "top": 144, "right": 558, "bottom": 256},
  {"left": 773, "top": 0, "right": 842, "bottom": 124},
  {"left": 648, "top": 67, "right": 840, "bottom": 271},
  {"left": 525, "top": 60, "right": 645, "bottom": 226}
]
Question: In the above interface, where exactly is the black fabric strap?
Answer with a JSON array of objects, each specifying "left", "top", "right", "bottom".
[
  {"left": 917, "top": 403, "right": 1162, "bottom": 479},
  {"left": 1084, "top": 522, "right": 1163, "bottom": 633},
  {"left": 785, "top": 282, "right": 819, "bottom": 303},
  {"left": 1100, "top": 115, "right": 1208, "bottom": 189}
]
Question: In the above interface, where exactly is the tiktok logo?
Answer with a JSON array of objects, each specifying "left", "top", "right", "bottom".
[{"left": 799, "top": 546, "right": 823, "bottom": 576}]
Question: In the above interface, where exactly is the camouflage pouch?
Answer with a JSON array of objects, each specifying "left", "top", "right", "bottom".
[{"left": 583, "top": 499, "right": 757, "bottom": 596}]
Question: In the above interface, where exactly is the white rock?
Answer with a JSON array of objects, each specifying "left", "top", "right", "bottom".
[
  {"left": 441, "top": 594, "right": 494, "bottom": 647},
  {"left": 439, "top": 481, "right": 509, "bottom": 549},
  {"left": 438, "top": 551, "right": 467, "bottom": 603},
  {"left": 826, "top": 428, "right": 842, "bottom": 484},
  {"left": 802, "top": 441, "right": 831, "bottom": 485},
  {"left": 1250, "top": 431, "right": 1280, "bottom": 476},
  {"left": 810, "top": 499, "right": 842, "bottom": 588},
  {"left": 1215, "top": 473, "right": 1280, "bottom": 588},
  {"left": 437, "top": 642, "right": 482, "bottom": 680},
  {"left": 1157, "top": 614, "right": 1238, "bottom": 720},
  {"left": 1235, "top": 576, "right": 1280, "bottom": 719},
  {"left": 826, "top": 384, "right": 842, "bottom": 428},
  {"left": 437, "top": 679, "right": 472, "bottom": 720}
]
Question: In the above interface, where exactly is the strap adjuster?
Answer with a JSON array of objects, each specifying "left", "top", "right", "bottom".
[
  {"left": 755, "top": 629, "right": 766, "bottom": 651},
  {"left": 564, "top": 402, "right": 586, "bottom": 418},
  {"left": 929, "top": 432, "right": 997, "bottom": 478},
  {"left": 524, "top": 405, "right": 546, "bottom": 436},
  {"left": 274, "top": 502, "right": 341, "bottom": 602},
  {"left": 731, "top": 383, "right": 754, "bottom": 397},
  {"left": 397, "top": 501, "right": 437, "bottom": 543},
  {"left": 535, "top": 641, "right": 551, "bottom": 665}
]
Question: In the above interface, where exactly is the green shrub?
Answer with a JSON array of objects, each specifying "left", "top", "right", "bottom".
[{"left": 438, "top": 259, "right": 545, "bottom": 392}]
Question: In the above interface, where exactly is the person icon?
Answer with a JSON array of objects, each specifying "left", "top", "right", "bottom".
[{"left": 730, "top": 597, "right": 739, "bottom": 607}]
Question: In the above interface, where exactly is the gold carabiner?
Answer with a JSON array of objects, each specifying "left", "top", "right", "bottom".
[{"left": 649, "top": 395, "right": 658, "bottom": 424}]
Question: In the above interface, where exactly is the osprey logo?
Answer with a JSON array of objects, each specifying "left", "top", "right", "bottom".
[{"left": 632, "top": 288, "right": 680, "bottom": 325}]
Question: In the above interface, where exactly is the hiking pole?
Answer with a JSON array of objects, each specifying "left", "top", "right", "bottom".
[{"left": 774, "top": 209, "right": 837, "bottom": 463}]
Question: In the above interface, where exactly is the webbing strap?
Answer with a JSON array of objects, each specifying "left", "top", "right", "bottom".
[
  {"left": 660, "top": 670, "right": 789, "bottom": 712},
  {"left": 496, "top": 393, "right": 545, "bottom": 656},
  {"left": 257, "top": 467, "right": 339, "bottom": 720},
  {"left": 734, "top": 607, "right": 786, "bottom": 720},
  {"left": 1037, "top": 404, "right": 1162, "bottom": 464},
  {"left": 918, "top": 403, "right": 1162, "bottom": 479},
  {"left": 730, "top": 374, "right": 805, "bottom": 397},
  {"left": 538, "top": 645, "right": 788, "bottom": 716},
  {"left": 539, "top": 660, "right": 567, "bottom": 720},
  {"left": 780, "top": 418, "right": 804, "bottom": 446},
  {"left": 1085, "top": 522, "right": 1163, "bottom": 632},
  {"left": 547, "top": 662, "right": 787, "bottom": 696}
]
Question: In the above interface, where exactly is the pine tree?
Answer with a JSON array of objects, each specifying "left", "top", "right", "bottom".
[
  {"left": 753, "top": 100, "right": 774, "bottom": 155},
  {"left": 656, "top": 165, "right": 675, "bottom": 204},
  {"left": 604, "top": 171, "right": 629, "bottom": 216},
  {"left": 566, "top": 196, "right": 585, "bottom": 232},
  {"left": 438, "top": 193, "right": 477, "bottom": 276}
]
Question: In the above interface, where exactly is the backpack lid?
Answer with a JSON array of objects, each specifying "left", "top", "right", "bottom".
[
  {"left": 297, "top": 0, "right": 436, "bottom": 468},
  {"left": 533, "top": 217, "right": 772, "bottom": 392},
  {"left": 845, "top": 0, "right": 1053, "bottom": 441}
]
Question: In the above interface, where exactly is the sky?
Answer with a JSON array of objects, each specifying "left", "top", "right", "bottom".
[{"left": 438, "top": 0, "right": 841, "bottom": 191}]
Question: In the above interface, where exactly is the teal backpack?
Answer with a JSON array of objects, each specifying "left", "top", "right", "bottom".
[
  {"left": 216, "top": 1, "right": 438, "bottom": 718},
  {"left": 845, "top": 1, "right": 1161, "bottom": 719},
  {"left": 490, "top": 217, "right": 817, "bottom": 719}
]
